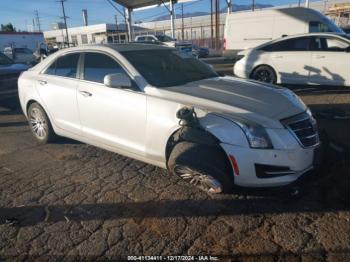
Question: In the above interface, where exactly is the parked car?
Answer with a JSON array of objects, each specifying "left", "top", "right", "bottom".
[
  {"left": 0, "top": 52, "right": 28, "bottom": 100},
  {"left": 3, "top": 47, "right": 37, "bottom": 65},
  {"left": 135, "top": 34, "right": 176, "bottom": 47},
  {"left": 234, "top": 33, "right": 350, "bottom": 86},
  {"left": 342, "top": 26, "right": 350, "bottom": 34},
  {"left": 193, "top": 44, "right": 209, "bottom": 58},
  {"left": 18, "top": 44, "right": 320, "bottom": 194},
  {"left": 224, "top": 7, "right": 344, "bottom": 58}
]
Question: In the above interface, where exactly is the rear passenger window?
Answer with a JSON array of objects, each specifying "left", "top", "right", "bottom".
[
  {"left": 83, "top": 53, "right": 127, "bottom": 83},
  {"left": 45, "top": 53, "right": 80, "bottom": 78},
  {"left": 271, "top": 37, "right": 310, "bottom": 52}
]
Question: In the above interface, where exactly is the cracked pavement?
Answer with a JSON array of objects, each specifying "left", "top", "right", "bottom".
[{"left": 1, "top": 88, "right": 350, "bottom": 261}]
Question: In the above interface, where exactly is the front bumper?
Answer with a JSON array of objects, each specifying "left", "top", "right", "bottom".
[{"left": 221, "top": 143, "right": 319, "bottom": 187}]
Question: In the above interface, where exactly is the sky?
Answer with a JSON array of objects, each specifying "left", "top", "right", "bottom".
[{"left": 0, "top": 0, "right": 311, "bottom": 31}]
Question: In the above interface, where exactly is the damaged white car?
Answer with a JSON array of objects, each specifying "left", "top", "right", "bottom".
[{"left": 18, "top": 44, "right": 320, "bottom": 194}]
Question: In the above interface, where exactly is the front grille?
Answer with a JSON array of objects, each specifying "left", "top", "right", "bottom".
[{"left": 281, "top": 111, "right": 319, "bottom": 148}]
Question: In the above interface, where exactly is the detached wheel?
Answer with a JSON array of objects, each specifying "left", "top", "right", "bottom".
[
  {"left": 28, "top": 102, "right": 57, "bottom": 144},
  {"left": 168, "top": 142, "right": 234, "bottom": 194},
  {"left": 251, "top": 65, "right": 276, "bottom": 84}
]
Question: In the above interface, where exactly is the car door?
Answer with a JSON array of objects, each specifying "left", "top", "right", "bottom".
[
  {"left": 77, "top": 52, "right": 147, "bottom": 156},
  {"left": 36, "top": 52, "right": 81, "bottom": 135},
  {"left": 309, "top": 36, "right": 350, "bottom": 86},
  {"left": 269, "top": 37, "right": 312, "bottom": 84}
]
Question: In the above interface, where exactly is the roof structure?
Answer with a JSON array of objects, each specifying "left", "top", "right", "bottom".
[{"left": 112, "top": 0, "right": 170, "bottom": 10}]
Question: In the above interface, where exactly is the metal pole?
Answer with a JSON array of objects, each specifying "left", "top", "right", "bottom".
[
  {"left": 35, "top": 10, "right": 41, "bottom": 32},
  {"left": 252, "top": 0, "right": 255, "bottom": 11},
  {"left": 115, "top": 15, "right": 120, "bottom": 43},
  {"left": 169, "top": 0, "right": 176, "bottom": 39},
  {"left": 125, "top": 8, "right": 133, "bottom": 42},
  {"left": 181, "top": 3, "right": 184, "bottom": 40},
  {"left": 215, "top": 0, "right": 220, "bottom": 50},
  {"left": 227, "top": 0, "right": 232, "bottom": 14},
  {"left": 58, "top": 0, "right": 69, "bottom": 47},
  {"left": 210, "top": 0, "right": 214, "bottom": 49},
  {"left": 305, "top": 0, "right": 310, "bottom": 8}
]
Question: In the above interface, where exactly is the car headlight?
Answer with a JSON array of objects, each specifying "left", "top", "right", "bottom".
[{"left": 236, "top": 121, "right": 273, "bottom": 149}]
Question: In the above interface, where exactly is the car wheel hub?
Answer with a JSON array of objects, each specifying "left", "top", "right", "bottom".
[
  {"left": 174, "top": 165, "right": 223, "bottom": 194},
  {"left": 30, "top": 108, "right": 47, "bottom": 139},
  {"left": 256, "top": 70, "right": 272, "bottom": 83}
]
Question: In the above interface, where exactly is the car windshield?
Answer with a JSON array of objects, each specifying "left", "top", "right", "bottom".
[
  {"left": 121, "top": 49, "right": 218, "bottom": 87},
  {"left": 0, "top": 53, "right": 14, "bottom": 65},
  {"left": 156, "top": 35, "right": 174, "bottom": 42}
]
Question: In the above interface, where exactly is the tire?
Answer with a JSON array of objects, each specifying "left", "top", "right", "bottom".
[
  {"left": 251, "top": 65, "right": 277, "bottom": 84},
  {"left": 27, "top": 102, "right": 57, "bottom": 144},
  {"left": 168, "top": 142, "right": 234, "bottom": 194}
]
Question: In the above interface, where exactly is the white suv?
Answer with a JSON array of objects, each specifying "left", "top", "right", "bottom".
[{"left": 18, "top": 44, "right": 320, "bottom": 194}]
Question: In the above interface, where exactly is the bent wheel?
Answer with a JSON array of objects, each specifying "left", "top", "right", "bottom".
[{"left": 168, "top": 142, "right": 234, "bottom": 194}]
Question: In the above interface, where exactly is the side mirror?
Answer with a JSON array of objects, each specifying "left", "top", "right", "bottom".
[
  {"left": 345, "top": 46, "right": 350, "bottom": 53},
  {"left": 104, "top": 73, "right": 132, "bottom": 89}
]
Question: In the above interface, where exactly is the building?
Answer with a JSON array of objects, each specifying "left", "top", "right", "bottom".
[
  {"left": 43, "top": 23, "right": 130, "bottom": 46},
  {"left": 135, "top": 0, "right": 350, "bottom": 49},
  {"left": 0, "top": 32, "right": 44, "bottom": 52}
]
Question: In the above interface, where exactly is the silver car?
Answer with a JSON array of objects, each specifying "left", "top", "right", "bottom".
[{"left": 18, "top": 44, "right": 320, "bottom": 194}]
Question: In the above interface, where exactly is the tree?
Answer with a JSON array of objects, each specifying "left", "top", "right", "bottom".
[{"left": 1, "top": 23, "right": 16, "bottom": 32}]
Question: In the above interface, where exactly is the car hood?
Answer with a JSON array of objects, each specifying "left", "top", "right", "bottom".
[
  {"left": 146, "top": 76, "right": 307, "bottom": 128},
  {"left": 0, "top": 63, "right": 28, "bottom": 76}
]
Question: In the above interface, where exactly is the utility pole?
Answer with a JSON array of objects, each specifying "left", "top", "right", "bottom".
[
  {"left": 34, "top": 10, "right": 41, "bottom": 32},
  {"left": 298, "top": 0, "right": 301, "bottom": 7},
  {"left": 215, "top": 0, "right": 220, "bottom": 50},
  {"left": 210, "top": 0, "right": 214, "bottom": 49},
  {"left": 305, "top": 0, "right": 310, "bottom": 8},
  {"left": 227, "top": 0, "right": 232, "bottom": 14},
  {"left": 32, "top": 19, "right": 36, "bottom": 32},
  {"left": 114, "top": 14, "right": 120, "bottom": 43},
  {"left": 169, "top": 0, "right": 175, "bottom": 39},
  {"left": 58, "top": 0, "right": 69, "bottom": 47},
  {"left": 252, "top": 0, "right": 255, "bottom": 11},
  {"left": 181, "top": 3, "right": 184, "bottom": 40}
]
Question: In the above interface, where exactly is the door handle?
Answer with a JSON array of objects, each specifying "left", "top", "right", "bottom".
[
  {"left": 38, "top": 80, "right": 47, "bottom": 85},
  {"left": 315, "top": 55, "right": 325, "bottom": 59},
  {"left": 274, "top": 55, "right": 283, "bottom": 59},
  {"left": 79, "top": 90, "right": 92, "bottom": 97}
]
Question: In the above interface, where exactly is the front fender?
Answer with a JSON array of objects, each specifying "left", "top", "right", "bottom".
[{"left": 199, "top": 113, "right": 249, "bottom": 148}]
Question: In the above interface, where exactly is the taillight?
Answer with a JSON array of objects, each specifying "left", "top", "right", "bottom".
[{"left": 223, "top": 38, "right": 226, "bottom": 51}]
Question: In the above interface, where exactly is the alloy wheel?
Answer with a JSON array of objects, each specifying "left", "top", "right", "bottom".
[
  {"left": 255, "top": 69, "right": 273, "bottom": 83},
  {"left": 29, "top": 108, "right": 48, "bottom": 139},
  {"left": 174, "top": 165, "right": 223, "bottom": 194}
]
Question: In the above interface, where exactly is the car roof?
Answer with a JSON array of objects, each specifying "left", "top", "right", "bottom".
[
  {"left": 66, "top": 43, "right": 173, "bottom": 52},
  {"left": 255, "top": 32, "right": 349, "bottom": 49}
]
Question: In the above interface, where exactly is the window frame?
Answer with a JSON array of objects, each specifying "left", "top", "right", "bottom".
[
  {"left": 42, "top": 52, "right": 82, "bottom": 80},
  {"left": 310, "top": 36, "right": 350, "bottom": 52},
  {"left": 260, "top": 37, "right": 311, "bottom": 52},
  {"left": 78, "top": 51, "right": 141, "bottom": 92}
]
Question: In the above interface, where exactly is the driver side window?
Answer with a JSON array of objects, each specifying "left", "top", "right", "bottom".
[{"left": 83, "top": 52, "right": 128, "bottom": 83}]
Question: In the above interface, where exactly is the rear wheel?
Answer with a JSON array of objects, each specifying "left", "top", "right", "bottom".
[
  {"left": 28, "top": 102, "right": 57, "bottom": 144},
  {"left": 251, "top": 65, "right": 277, "bottom": 84},
  {"left": 168, "top": 142, "right": 234, "bottom": 194}
]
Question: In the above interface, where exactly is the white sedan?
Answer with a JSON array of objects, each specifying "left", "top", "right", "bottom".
[
  {"left": 234, "top": 33, "right": 350, "bottom": 86},
  {"left": 18, "top": 44, "right": 320, "bottom": 194}
]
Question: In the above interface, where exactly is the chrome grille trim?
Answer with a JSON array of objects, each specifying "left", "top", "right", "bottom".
[{"left": 281, "top": 111, "right": 320, "bottom": 148}]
